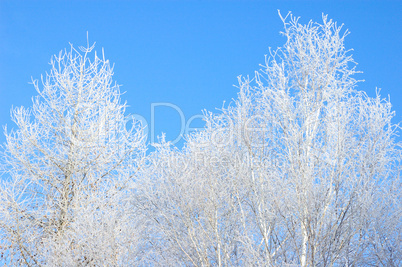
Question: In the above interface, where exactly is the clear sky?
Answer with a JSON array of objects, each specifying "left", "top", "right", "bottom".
[{"left": 1, "top": 0, "right": 401, "bottom": 147}]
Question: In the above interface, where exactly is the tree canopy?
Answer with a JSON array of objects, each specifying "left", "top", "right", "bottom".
[{"left": 1, "top": 12, "right": 401, "bottom": 266}]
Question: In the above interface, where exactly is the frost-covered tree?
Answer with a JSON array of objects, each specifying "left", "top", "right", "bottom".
[
  {"left": 0, "top": 44, "right": 146, "bottom": 265},
  {"left": 1, "top": 12, "right": 401, "bottom": 267},
  {"left": 137, "top": 12, "right": 402, "bottom": 266}
]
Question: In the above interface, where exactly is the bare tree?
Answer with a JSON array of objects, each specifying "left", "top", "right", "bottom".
[
  {"left": 1, "top": 12, "right": 400, "bottom": 267},
  {"left": 0, "top": 43, "right": 146, "bottom": 266},
  {"left": 137, "top": 12, "right": 401, "bottom": 266}
]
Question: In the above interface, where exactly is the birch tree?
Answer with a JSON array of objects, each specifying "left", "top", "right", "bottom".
[
  {"left": 137, "top": 12, "right": 402, "bottom": 266},
  {"left": 0, "top": 43, "right": 146, "bottom": 266},
  {"left": 1, "top": 12, "right": 400, "bottom": 267}
]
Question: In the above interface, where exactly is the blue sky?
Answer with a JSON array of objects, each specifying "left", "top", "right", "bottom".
[{"left": 1, "top": 0, "right": 401, "bottom": 147}]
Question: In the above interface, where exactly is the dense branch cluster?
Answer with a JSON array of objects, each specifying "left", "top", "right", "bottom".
[{"left": 1, "top": 13, "right": 401, "bottom": 266}]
